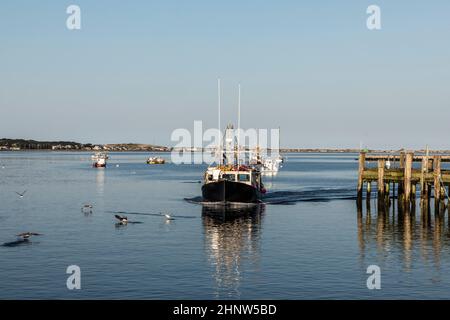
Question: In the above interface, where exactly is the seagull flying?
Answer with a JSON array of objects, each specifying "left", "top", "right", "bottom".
[
  {"left": 115, "top": 214, "right": 128, "bottom": 224},
  {"left": 16, "top": 232, "right": 41, "bottom": 240},
  {"left": 15, "top": 190, "right": 27, "bottom": 198}
]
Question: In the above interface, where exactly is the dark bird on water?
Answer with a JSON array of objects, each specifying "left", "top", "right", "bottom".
[{"left": 15, "top": 190, "right": 27, "bottom": 198}]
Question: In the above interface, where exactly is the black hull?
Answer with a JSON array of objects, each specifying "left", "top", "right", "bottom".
[
  {"left": 93, "top": 163, "right": 106, "bottom": 168},
  {"left": 202, "top": 180, "right": 261, "bottom": 203}
]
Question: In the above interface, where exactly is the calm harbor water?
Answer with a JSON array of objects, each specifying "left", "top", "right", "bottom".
[{"left": 1, "top": 151, "right": 450, "bottom": 299}]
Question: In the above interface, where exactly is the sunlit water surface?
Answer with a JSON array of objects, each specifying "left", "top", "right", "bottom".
[{"left": 0, "top": 152, "right": 449, "bottom": 299}]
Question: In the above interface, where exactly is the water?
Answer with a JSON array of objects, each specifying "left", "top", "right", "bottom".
[{"left": 0, "top": 151, "right": 449, "bottom": 299}]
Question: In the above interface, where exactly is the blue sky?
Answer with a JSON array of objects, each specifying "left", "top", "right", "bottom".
[{"left": 1, "top": 1, "right": 449, "bottom": 148}]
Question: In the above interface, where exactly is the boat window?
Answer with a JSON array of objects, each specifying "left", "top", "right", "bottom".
[
  {"left": 207, "top": 174, "right": 213, "bottom": 181},
  {"left": 222, "top": 174, "right": 236, "bottom": 181},
  {"left": 238, "top": 174, "right": 250, "bottom": 182}
]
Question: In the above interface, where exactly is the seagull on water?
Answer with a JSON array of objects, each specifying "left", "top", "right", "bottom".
[
  {"left": 81, "top": 203, "right": 93, "bottom": 214},
  {"left": 17, "top": 232, "right": 41, "bottom": 240},
  {"left": 15, "top": 190, "right": 27, "bottom": 198},
  {"left": 82, "top": 204, "right": 93, "bottom": 211}
]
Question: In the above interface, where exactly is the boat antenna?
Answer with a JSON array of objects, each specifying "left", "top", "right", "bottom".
[
  {"left": 218, "top": 78, "right": 222, "bottom": 165},
  {"left": 237, "top": 84, "right": 241, "bottom": 166},
  {"left": 278, "top": 126, "right": 281, "bottom": 157}
]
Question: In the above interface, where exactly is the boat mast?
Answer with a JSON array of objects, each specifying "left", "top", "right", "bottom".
[
  {"left": 237, "top": 84, "right": 241, "bottom": 166},
  {"left": 278, "top": 126, "right": 280, "bottom": 157},
  {"left": 218, "top": 78, "right": 222, "bottom": 165}
]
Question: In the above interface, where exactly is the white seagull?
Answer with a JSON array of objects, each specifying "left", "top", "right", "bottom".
[{"left": 164, "top": 214, "right": 175, "bottom": 221}]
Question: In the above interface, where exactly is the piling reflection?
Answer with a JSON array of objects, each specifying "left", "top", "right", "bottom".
[
  {"left": 202, "top": 204, "right": 265, "bottom": 299},
  {"left": 357, "top": 199, "right": 450, "bottom": 272}
]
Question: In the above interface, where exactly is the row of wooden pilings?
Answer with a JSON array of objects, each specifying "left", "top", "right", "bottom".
[{"left": 357, "top": 152, "right": 450, "bottom": 213}]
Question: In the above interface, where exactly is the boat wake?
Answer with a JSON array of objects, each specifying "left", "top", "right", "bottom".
[
  {"left": 106, "top": 211, "right": 197, "bottom": 219},
  {"left": 185, "top": 187, "right": 356, "bottom": 205},
  {"left": 262, "top": 187, "right": 356, "bottom": 204}
]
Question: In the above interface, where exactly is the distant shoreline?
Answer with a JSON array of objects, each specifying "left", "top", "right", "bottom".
[
  {"left": 0, "top": 138, "right": 169, "bottom": 152},
  {"left": 2, "top": 138, "right": 449, "bottom": 154},
  {"left": 3, "top": 148, "right": 450, "bottom": 154}
]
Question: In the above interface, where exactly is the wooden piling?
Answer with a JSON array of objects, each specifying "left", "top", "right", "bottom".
[
  {"left": 404, "top": 153, "right": 413, "bottom": 204},
  {"left": 397, "top": 152, "right": 406, "bottom": 199},
  {"left": 420, "top": 157, "right": 427, "bottom": 200},
  {"left": 399, "top": 152, "right": 406, "bottom": 169},
  {"left": 358, "top": 152, "right": 450, "bottom": 215},
  {"left": 434, "top": 155, "right": 441, "bottom": 203},
  {"left": 357, "top": 152, "right": 366, "bottom": 201},
  {"left": 378, "top": 159, "right": 385, "bottom": 197}
]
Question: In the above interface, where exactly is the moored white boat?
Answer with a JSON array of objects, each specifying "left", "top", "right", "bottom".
[{"left": 92, "top": 152, "right": 108, "bottom": 168}]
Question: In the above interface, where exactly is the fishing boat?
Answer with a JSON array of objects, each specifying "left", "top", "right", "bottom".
[
  {"left": 202, "top": 164, "right": 266, "bottom": 203},
  {"left": 146, "top": 156, "right": 165, "bottom": 164},
  {"left": 92, "top": 152, "right": 107, "bottom": 168},
  {"left": 201, "top": 81, "right": 265, "bottom": 204}
]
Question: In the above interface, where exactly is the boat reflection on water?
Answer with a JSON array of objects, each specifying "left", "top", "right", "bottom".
[
  {"left": 357, "top": 199, "right": 450, "bottom": 273},
  {"left": 96, "top": 168, "right": 105, "bottom": 196},
  {"left": 202, "top": 203, "right": 265, "bottom": 298}
]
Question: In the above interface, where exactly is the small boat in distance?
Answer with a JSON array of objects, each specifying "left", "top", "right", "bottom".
[
  {"left": 261, "top": 156, "right": 283, "bottom": 176},
  {"left": 146, "top": 156, "right": 165, "bottom": 164},
  {"left": 92, "top": 152, "right": 108, "bottom": 168},
  {"left": 250, "top": 128, "right": 284, "bottom": 176}
]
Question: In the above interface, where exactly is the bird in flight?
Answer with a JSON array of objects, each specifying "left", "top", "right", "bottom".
[
  {"left": 17, "top": 232, "right": 41, "bottom": 240},
  {"left": 15, "top": 190, "right": 27, "bottom": 198},
  {"left": 115, "top": 214, "right": 128, "bottom": 224}
]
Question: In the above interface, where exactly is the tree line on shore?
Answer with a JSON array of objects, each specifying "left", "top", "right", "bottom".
[{"left": 0, "top": 139, "right": 170, "bottom": 151}]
